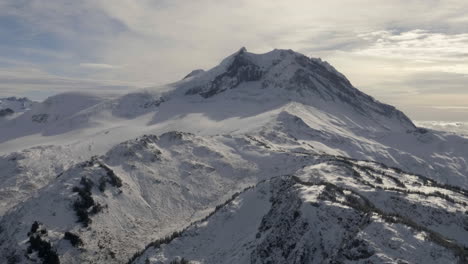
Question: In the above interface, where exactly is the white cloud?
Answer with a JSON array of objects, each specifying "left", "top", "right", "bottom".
[
  {"left": 1, "top": 0, "right": 468, "bottom": 120},
  {"left": 432, "top": 106, "right": 468, "bottom": 110},
  {"left": 0, "top": 66, "right": 135, "bottom": 100},
  {"left": 355, "top": 30, "right": 468, "bottom": 64},
  {"left": 79, "top": 63, "right": 119, "bottom": 69},
  {"left": 85, "top": 0, "right": 468, "bottom": 90}
]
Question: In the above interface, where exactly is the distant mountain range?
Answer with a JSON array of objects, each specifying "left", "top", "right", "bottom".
[
  {"left": 416, "top": 121, "right": 468, "bottom": 136},
  {"left": 0, "top": 97, "right": 36, "bottom": 117}
]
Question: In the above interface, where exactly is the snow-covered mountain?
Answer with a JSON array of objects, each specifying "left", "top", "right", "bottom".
[
  {"left": 0, "top": 48, "right": 467, "bottom": 264},
  {"left": 0, "top": 97, "right": 36, "bottom": 118},
  {"left": 132, "top": 158, "right": 468, "bottom": 264}
]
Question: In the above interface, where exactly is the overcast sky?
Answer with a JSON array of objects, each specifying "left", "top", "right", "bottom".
[{"left": 0, "top": 0, "right": 467, "bottom": 121}]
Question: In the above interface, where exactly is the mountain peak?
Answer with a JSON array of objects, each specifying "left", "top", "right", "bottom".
[
  {"left": 238, "top": 46, "right": 247, "bottom": 53},
  {"left": 179, "top": 48, "right": 414, "bottom": 129},
  {"left": 183, "top": 48, "right": 351, "bottom": 98}
]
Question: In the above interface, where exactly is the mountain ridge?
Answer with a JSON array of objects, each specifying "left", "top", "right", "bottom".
[{"left": 177, "top": 48, "right": 415, "bottom": 130}]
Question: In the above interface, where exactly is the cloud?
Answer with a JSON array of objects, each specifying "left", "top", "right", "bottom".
[
  {"left": 432, "top": 106, "right": 468, "bottom": 110},
  {"left": 79, "top": 1, "right": 468, "bottom": 87},
  {"left": 0, "top": 0, "right": 467, "bottom": 120},
  {"left": 79, "top": 63, "right": 119, "bottom": 69},
  {"left": 317, "top": 29, "right": 468, "bottom": 121},
  {"left": 354, "top": 30, "right": 468, "bottom": 66},
  {"left": 0, "top": 66, "right": 134, "bottom": 100}
]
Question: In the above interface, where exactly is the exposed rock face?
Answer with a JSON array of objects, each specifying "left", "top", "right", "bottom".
[
  {"left": 32, "top": 113, "right": 49, "bottom": 123},
  {"left": 186, "top": 48, "right": 264, "bottom": 98},
  {"left": 0, "top": 97, "right": 35, "bottom": 115},
  {"left": 0, "top": 108, "right": 14, "bottom": 117}
]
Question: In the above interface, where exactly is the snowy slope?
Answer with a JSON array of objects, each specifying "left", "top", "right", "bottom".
[
  {"left": 0, "top": 145, "right": 77, "bottom": 215},
  {"left": 2, "top": 134, "right": 467, "bottom": 264},
  {"left": 132, "top": 158, "right": 468, "bottom": 264},
  {"left": 0, "top": 48, "right": 468, "bottom": 264},
  {"left": 0, "top": 133, "right": 315, "bottom": 263},
  {"left": 0, "top": 48, "right": 467, "bottom": 187},
  {"left": 0, "top": 48, "right": 414, "bottom": 148}
]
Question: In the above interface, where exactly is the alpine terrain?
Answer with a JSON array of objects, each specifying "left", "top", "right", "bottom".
[
  {"left": 0, "top": 48, "right": 467, "bottom": 264},
  {"left": 0, "top": 97, "right": 36, "bottom": 118}
]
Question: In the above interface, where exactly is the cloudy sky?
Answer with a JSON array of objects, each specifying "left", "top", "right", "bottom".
[{"left": 1, "top": 0, "right": 467, "bottom": 121}]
